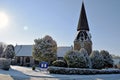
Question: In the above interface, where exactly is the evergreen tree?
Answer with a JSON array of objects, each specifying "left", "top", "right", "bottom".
[
  {"left": 2, "top": 44, "right": 15, "bottom": 59},
  {"left": 100, "top": 50, "right": 113, "bottom": 68},
  {"left": 90, "top": 50, "right": 104, "bottom": 69},
  {"left": 64, "top": 48, "right": 91, "bottom": 68},
  {"left": 32, "top": 35, "right": 57, "bottom": 65}
]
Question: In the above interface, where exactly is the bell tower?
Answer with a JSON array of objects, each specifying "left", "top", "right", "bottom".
[{"left": 74, "top": 2, "right": 92, "bottom": 55}]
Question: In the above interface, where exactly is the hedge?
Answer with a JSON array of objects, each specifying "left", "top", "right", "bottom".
[{"left": 48, "top": 67, "right": 120, "bottom": 75}]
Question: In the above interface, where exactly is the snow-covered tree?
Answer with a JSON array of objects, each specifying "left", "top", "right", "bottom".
[
  {"left": 80, "top": 48, "right": 92, "bottom": 68},
  {"left": 2, "top": 44, "right": 15, "bottom": 59},
  {"left": 32, "top": 35, "right": 57, "bottom": 65},
  {"left": 90, "top": 50, "right": 104, "bottom": 69},
  {"left": 64, "top": 48, "right": 91, "bottom": 68},
  {"left": 100, "top": 50, "right": 113, "bottom": 68},
  {"left": 0, "top": 42, "right": 6, "bottom": 57}
]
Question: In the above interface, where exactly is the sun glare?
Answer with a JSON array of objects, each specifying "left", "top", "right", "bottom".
[{"left": 0, "top": 12, "right": 9, "bottom": 28}]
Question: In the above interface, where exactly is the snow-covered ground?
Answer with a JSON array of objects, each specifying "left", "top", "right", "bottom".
[{"left": 0, "top": 66, "right": 120, "bottom": 80}]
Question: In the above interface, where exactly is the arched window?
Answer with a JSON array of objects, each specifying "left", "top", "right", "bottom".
[
  {"left": 17, "top": 57, "right": 20, "bottom": 64},
  {"left": 76, "top": 31, "right": 88, "bottom": 41},
  {"left": 25, "top": 57, "right": 30, "bottom": 63}
]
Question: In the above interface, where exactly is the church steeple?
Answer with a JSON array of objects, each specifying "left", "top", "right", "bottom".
[
  {"left": 74, "top": 1, "right": 92, "bottom": 55},
  {"left": 77, "top": 2, "right": 89, "bottom": 31}
]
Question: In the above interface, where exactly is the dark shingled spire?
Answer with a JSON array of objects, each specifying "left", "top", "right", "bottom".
[{"left": 77, "top": 2, "right": 89, "bottom": 31}]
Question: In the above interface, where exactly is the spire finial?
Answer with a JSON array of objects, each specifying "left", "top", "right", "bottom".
[
  {"left": 82, "top": 0, "right": 84, "bottom": 3},
  {"left": 77, "top": 1, "right": 89, "bottom": 31},
  {"left": 82, "top": 0, "right": 84, "bottom": 4}
]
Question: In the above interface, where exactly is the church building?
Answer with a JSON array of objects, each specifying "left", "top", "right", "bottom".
[{"left": 15, "top": 2, "right": 92, "bottom": 66}]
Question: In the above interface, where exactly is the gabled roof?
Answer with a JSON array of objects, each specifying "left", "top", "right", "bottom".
[
  {"left": 15, "top": 45, "right": 33, "bottom": 56},
  {"left": 77, "top": 2, "right": 89, "bottom": 31},
  {"left": 15, "top": 45, "right": 72, "bottom": 57},
  {"left": 57, "top": 47, "right": 72, "bottom": 57}
]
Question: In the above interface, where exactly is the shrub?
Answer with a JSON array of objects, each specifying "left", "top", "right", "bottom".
[
  {"left": 11, "top": 59, "right": 16, "bottom": 65},
  {"left": 0, "top": 58, "right": 11, "bottom": 70},
  {"left": 100, "top": 50, "right": 113, "bottom": 68},
  {"left": 90, "top": 50, "right": 104, "bottom": 69},
  {"left": 64, "top": 48, "right": 91, "bottom": 68},
  {"left": 48, "top": 67, "right": 120, "bottom": 74},
  {"left": 32, "top": 35, "right": 57, "bottom": 65},
  {"left": 52, "top": 60, "right": 67, "bottom": 67},
  {"left": 32, "top": 65, "right": 35, "bottom": 70}
]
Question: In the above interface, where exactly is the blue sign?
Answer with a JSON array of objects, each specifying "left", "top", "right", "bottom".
[{"left": 39, "top": 62, "right": 48, "bottom": 68}]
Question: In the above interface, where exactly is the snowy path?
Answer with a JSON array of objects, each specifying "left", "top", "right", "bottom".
[{"left": 0, "top": 66, "right": 120, "bottom": 80}]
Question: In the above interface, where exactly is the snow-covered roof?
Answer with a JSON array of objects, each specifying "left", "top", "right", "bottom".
[
  {"left": 15, "top": 45, "right": 33, "bottom": 56},
  {"left": 57, "top": 47, "right": 72, "bottom": 57},
  {"left": 15, "top": 45, "right": 72, "bottom": 57}
]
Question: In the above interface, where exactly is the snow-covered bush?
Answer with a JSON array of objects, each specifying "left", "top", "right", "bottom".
[
  {"left": 64, "top": 48, "right": 91, "bottom": 68},
  {"left": 11, "top": 59, "right": 16, "bottom": 65},
  {"left": 100, "top": 50, "right": 113, "bottom": 68},
  {"left": 2, "top": 44, "right": 15, "bottom": 59},
  {"left": 79, "top": 48, "right": 92, "bottom": 68},
  {"left": 52, "top": 60, "right": 67, "bottom": 67},
  {"left": 48, "top": 67, "right": 120, "bottom": 74},
  {"left": 90, "top": 50, "right": 104, "bottom": 69},
  {"left": 32, "top": 35, "right": 57, "bottom": 65},
  {"left": 32, "top": 65, "right": 35, "bottom": 70},
  {"left": 0, "top": 58, "right": 11, "bottom": 70}
]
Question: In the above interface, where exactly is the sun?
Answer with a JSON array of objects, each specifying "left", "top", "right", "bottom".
[{"left": 0, "top": 12, "right": 9, "bottom": 28}]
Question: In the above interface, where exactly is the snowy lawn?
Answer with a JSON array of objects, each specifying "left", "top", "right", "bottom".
[
  {"left": 0, "top": 66, "right": 29, "bottom": 78},
  {"left": 0, "top": 66, "right": 120, "bottom": 80}
]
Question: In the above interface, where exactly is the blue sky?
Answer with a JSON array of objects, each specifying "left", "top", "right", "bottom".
[{"left": 0, "top": 0, "right": 120, "bottom": 56}]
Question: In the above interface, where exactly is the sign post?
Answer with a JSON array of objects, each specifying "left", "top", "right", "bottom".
[{"left": 39, "top": 61, "right": 48, "bottom": 73}]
